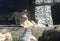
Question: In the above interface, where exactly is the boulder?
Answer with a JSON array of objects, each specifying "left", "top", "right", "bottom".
[
  {"left": 19, "top": 28, "right": 37, "bottom": 41},
  {"left": 38, "top": 30, "right": 60, "bottom": 41},
  {"left": 0, "top": 29, "right": 12, "bottom": 41}
]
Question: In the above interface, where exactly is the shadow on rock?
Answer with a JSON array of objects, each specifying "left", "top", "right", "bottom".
[{"left": 38, "top": 30, "right": 60, "bottom": 41}]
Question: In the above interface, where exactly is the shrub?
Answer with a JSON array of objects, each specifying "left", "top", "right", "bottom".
[{"left": 12, "top": 35, "right": 19, "bottom": 41}]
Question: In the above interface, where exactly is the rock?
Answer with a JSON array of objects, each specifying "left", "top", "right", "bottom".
[
  {"left": 0, "top": 29, "right": 12, "bottom": 41},
  {"left": 19, "top": 28, "right": 37, "bottom": 41},
  {"left": 35, "top": 0, "right": 53, "bottom": 4},
  {"left": 35, "top": 5, "right": 53, "bottom": 27},
  {"left": 38, "top": 30, "right": 60, "bottom": 41}
]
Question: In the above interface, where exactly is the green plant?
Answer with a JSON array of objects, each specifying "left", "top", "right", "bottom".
[{"left": 12, "top": 35, "right": 19, "bottom": 41}]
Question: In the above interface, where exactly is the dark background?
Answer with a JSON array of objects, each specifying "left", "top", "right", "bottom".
[
  {"left": 51, "top": 3, "right": 60, "bottom": 25},
  {"left": 0, "top": 0, "right": 60, "bottom": 25}
]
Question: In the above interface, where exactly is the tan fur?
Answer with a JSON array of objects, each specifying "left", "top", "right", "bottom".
[{"left": 13, "top": 10, "right": 36, "bottom": 27}]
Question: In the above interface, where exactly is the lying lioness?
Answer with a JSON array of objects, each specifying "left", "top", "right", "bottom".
[{"left": 13, "top": 10, "right": 37, "bottom": 27}]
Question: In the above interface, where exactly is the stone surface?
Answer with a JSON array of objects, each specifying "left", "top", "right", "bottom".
[
  {"left": 35, "top": 0, "right": 53, "bottom": 4},
  {"left": 0, "top": 29, "right": 12, "bottom": 41},
  {"left": 19, "top": 28, "right": 37, "bottom": 41},
  {"left": 55, "top": 0, "right": 60, "bottom": 3},
  {"left": 39, "top": 30, "right": 60, "bottom": 41},
  {"left": 35, "top": 0, "right": 53, "bottom": 27},
  {"left": 35, "top": 5, "right": 53, "bottom": 27}
]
